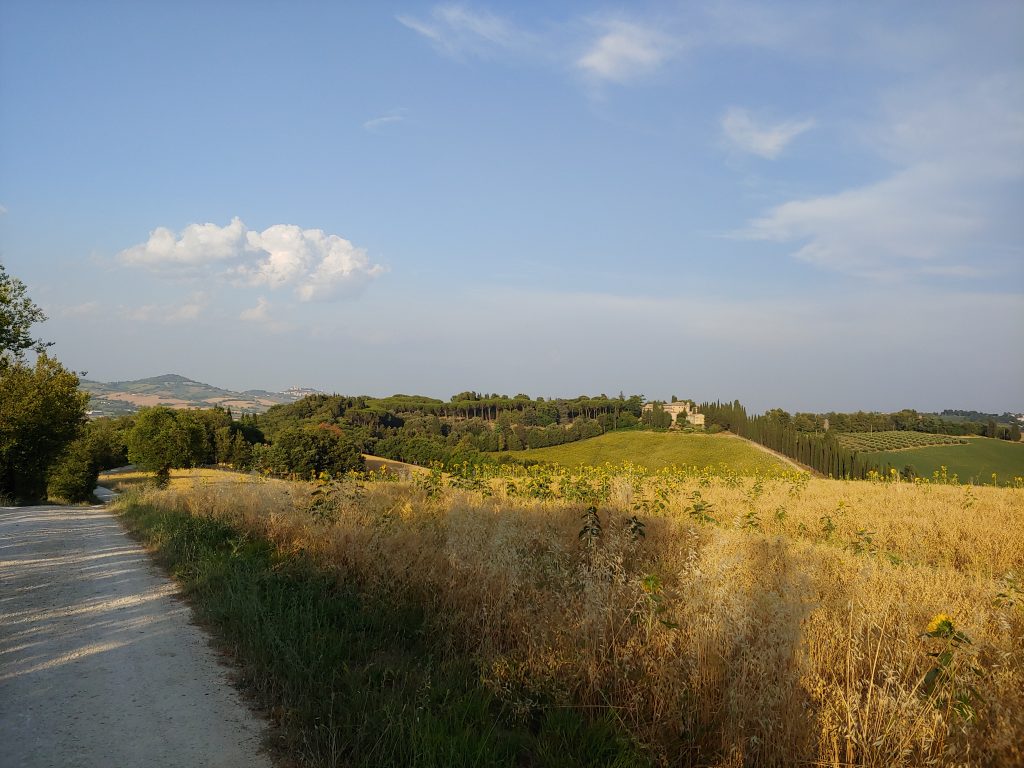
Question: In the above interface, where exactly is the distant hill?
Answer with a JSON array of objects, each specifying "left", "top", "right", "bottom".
[{"left": 81, "top": 374, "right": 322, "bottom": 417}]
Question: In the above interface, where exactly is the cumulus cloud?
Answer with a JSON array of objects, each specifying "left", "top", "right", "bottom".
[
  {"left": 721, "top": 107, "right": 815, "bottom": 159},
  {"left": 120, "top": 217, "right": 249, "bottom": 267},
  {"left": 119, "top": 218, "right": 384, "bottom": 302},
  {"left": 576, "top": 20, "right": 675, "bottom": 83},
  {"left": 397, "top": 5, "right": 527, "bottom": 58}
]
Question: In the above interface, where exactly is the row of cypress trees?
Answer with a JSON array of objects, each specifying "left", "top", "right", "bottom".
[{"left": 700, "top": 400, "right": 885, "bottom": 479}]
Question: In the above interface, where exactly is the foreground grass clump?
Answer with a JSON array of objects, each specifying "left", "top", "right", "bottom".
[
  {"left": 118, "top": 490, "right": 644, "bottom": 768},
  {"left": 120, "top": 469, "right": 1024, "bottom": 767}
]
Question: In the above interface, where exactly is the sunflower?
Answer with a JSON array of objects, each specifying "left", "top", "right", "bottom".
[{"left": 927, "top": 613, "right": 955, "bottom": 637}]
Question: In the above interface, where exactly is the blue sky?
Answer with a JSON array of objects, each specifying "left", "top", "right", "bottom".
[{"left": 1, "top": 1, "right": 1022, "bottom": 412}]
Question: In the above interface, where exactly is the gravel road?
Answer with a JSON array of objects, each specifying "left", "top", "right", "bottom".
[{"left": 0, "top": 503, "right": 273, "bottom": 768}]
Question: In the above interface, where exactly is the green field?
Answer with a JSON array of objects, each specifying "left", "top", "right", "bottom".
[
  {"left": 508, "top": 430, "right": 789, "bottom": 473},
  {"left": 865, "top": 437, "right": 1024, "bottom": 483}
]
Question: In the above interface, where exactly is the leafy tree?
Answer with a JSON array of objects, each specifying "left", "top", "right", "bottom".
[
  {"left": 264, "top": 426, "right": 363, "bottom": 478},
  {"left": 127, "top": 407, "right": 194, "bottom": 484},
  {"left": 85, "top": 417, "right": 132, "bottom": 470},
  {"left": 0, "top": 264, "right": 51, "bottom": 369},
  {"left": 0, "top": 355, "right": 89, "bottom": 501},
  {"left": 0, "top": 266, "right": 91, "bottom": 501},
  {"left": 47, "top": 435, "right": 99, "bottom": 503}
]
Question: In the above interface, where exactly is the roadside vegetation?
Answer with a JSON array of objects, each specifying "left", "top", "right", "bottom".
[{"left": 113, "top": 464, "right": 1024, "bottom": 767}]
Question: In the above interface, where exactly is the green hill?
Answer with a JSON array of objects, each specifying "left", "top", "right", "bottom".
[
  {"left": 864, "top": 437, "right": 1024, "bottom": 484},
  {"left": 507, "top": 431, "right": 790, "bottom": 474}
]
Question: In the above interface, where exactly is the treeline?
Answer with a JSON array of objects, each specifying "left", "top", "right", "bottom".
[
  {"left": 69, "top": 390, "right": 650, "bottom": 486},
  {"left": 758, "top": 407, "right": 1020, "bottom": 441},
  {"left": 80, "top": 405, "right": 365, "bottom": 485},
  {"left": 256, "top": 391, "right": 648, "bottom": 467}
]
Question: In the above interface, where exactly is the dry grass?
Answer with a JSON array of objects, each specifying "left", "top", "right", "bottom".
[{"left": 124, "top": 469, "right": 1024, "bottom": 767}]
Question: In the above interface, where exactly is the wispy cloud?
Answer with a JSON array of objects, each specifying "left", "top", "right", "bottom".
[
  {"left": 122, "top": 292, "right": 207, "bottom": 324},
  {"left": 60, "top": 301, "right": 100, "bottom": 317},
  {"left": 239, "top": 296, "right": 270, "bottom": 323},
  {"left": 239, "top": 296, "right": 292, "bottom": 333},
  {"left": 397, "top": 6, "right": 677, "bottom": 84},
  {"left": 721, "top": 107, "right": 815, "bottom": 159},
  {"left": 396, "top": 5, "right": 528, "bottom": 58},
  {"left": 363, "top": 109, "right": 407, "bottom": 133},
  {"left": 119, "top": 217, "right": 385, "bottom": 302},
  {"left": 576, "top": 20, "right": 676, "bottom": 84},
  {"left": 737, "top": 74, "right": 1024, "bottom": 279}
]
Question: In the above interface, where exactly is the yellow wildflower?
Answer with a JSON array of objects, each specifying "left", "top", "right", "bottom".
[{"left": 927, "top": 613, "right": 955, "bottom": 636}]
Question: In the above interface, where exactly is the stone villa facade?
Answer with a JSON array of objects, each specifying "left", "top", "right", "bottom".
[{"left": 642, "top": 400, "right": 706, "bottom": 427}]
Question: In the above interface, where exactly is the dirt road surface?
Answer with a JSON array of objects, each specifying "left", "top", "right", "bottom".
[{"left": 0, "top": 504, "right": 273, "bottom": 768}]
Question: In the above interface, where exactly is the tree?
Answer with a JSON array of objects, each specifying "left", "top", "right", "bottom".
[
  {"left": 0, "top": 355, "right": 89, "bottom": 501},
  {"left": 0, "top": 266, "right": 90, "bottom": 502},
  {"left": 127, "top": 407, "right": 194, "bottom": 485},
  {"left": 1, "top": 264, "right": 52, "bottom": 369},
  {"left": 266, "top": 425, "right": 363, "bottom": 478}
]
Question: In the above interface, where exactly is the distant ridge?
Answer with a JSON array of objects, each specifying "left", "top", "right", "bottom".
[{"left": 81, "top": 375, "right": 322, "bottom": 418}]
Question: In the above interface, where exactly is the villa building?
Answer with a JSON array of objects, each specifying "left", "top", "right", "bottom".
[{"left": 642, "top": 400, "right": 706, "bottom": 427}]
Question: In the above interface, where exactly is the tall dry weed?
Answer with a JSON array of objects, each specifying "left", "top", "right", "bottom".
[{"left": 136, "top": 471, "right": 1023, "bottom": 766}]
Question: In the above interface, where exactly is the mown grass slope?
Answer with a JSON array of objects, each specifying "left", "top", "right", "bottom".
[
  {"left": 508, "top": 430, "right": 788, "bottom": 473},
  {"left": 866, "top": 436, "right": 1024, "bottom": 483}
]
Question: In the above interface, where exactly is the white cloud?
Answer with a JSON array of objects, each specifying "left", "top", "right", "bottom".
[
  {"left": 363, "top": 110, "right": 406, "bottom": 133},
  {"left": 721, "top": 107, "right": 815, "bottom": 159},
  {"left": 397, "top": 5, "right": 527, "bottom": 58},
  {"left": 576, "top": 20, "right": 674, "bottom": 83},
  {"left": 120, "top": 217, "right": 250, "bottom": 267},
  {"left": 738, "top": 75, "right": 1024, "bottom": 278},
  {"left": 119, "top": 218, "right": 384, "bottom": 302}
]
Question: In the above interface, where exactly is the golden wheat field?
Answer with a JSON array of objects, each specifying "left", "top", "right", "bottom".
[{"left": 117, "top": 467, "right": 1024, "bottom": 767}]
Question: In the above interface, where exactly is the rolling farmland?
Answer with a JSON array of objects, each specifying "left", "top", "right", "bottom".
[{"left": 864, "top": 436, "right": 1024, "bottom": 483}]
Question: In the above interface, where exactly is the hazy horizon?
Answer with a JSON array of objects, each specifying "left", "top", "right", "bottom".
[{"left": 2, "top": 1, "right": 1022, "bottom": 414}]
